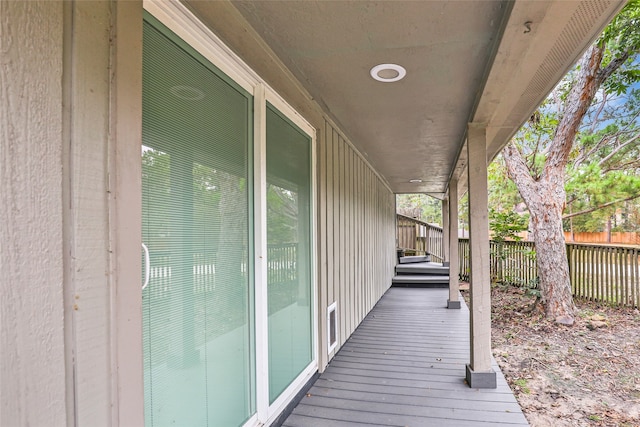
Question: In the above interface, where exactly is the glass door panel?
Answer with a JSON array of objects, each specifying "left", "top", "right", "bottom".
[
  {"left": 266, "top": 104, "right": 313, "bottom": 403},
  {"left": 142, "top": 16, "right": 254, "bottom": 427}
]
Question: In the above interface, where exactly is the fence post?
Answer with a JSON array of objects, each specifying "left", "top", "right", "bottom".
[
  {"left": 448, "top": 178, "right": 460, "bottom": 309},
  {"left": 442, "top": 197, "right": 450, "bottom": 265},
  {"left": 566, "top": 243, "right": 573, "bottom": 294}
]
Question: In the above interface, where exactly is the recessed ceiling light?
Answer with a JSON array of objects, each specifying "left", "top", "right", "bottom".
[
  {"left": 409, "top": 179, "right": 422, "bottom": 183},
  {"left": 170, "top": 85, "right": 205, "bottom": 100},
  {"left": 370, "top": 64, "right": 406, "bottom": 83}
]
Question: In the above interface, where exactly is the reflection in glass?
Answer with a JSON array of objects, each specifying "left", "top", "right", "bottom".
[
  {"left": 266, "top": 104, "right": 313, "bottom": 403},
  {"left": 142, "top": 17, "right": 254, "bottom": 427}
]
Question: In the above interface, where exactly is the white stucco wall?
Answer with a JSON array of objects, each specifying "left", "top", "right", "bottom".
[{"left": 1, "top": 2, "right": 67, "bottom": 426}]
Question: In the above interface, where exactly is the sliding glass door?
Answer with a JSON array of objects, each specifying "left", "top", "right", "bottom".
[
  {"left": 266, "top": 104, "right": 313, "bottom": 403},
  {"left": 142, "top": 16, "right": 254, "bottom": 427},
  {"left": 141, "top": 8, "right": 315, "bottom": 426}
]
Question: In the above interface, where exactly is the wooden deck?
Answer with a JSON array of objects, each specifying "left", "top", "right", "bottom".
[{"left": 282, "top": 288, "right": 529, "bottom": 426}]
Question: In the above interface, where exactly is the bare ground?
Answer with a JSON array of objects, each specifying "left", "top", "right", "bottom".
[{"left": 462, "top": 284, "right": 640, "bottom": 427}]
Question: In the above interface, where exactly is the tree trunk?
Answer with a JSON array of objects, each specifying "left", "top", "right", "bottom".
[
  {"left": 528, "top": 198, "right": 576, "bottom": 325},
  {"left": 500, "top": 44, "right": 609, "bottom": 325},
  {"left": 214, "top": 171, "right": 248, "bottom": 331},
  {"left": 503, "top": 143, "right": 577, "bottom": 324},
  {"left": 499, "top": 4, "right": 639, "bottom": 323}
]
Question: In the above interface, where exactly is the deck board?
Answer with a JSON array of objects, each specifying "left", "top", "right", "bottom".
[{"left": 281, "top": 288, "right": 529, "bottom": 426}]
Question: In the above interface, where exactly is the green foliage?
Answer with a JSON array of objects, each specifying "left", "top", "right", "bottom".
[
  {"left": 489, "top": 208, "right": 529, "bottom": 242},
  {"left": 142, "top": 148, "right": 171, "bottom": 250},
  {"left": 502, "top": 2, "right": 640, "bottom": 234},
  {"left": 488, "top": 157, "right": 524, "bottom": 211},
  {"left": 600, "top": 0, "right": 640, "bottom": 95},
  {"left": 565, "top": 162, "right": 640, "bottom": 232},
  {"left": 267, "top": 185, "right": 298, "bottom": 244},
  {"left": 142, "top": 147, "right": 301, "bottom": 254},
  {"left": 524, "top": 278, "right": 541, "bottom": 299},
  {"left": 458, "top": 193, "right": 469, "bottom": 233},
  {"left": 565, "top": 83, "right": 640, "bottom": 231},
  {"left": 513, "top": 378, "right": 531, "bottom": 394},
  {"left": 396, "top": 194, "right": 442, "bottom": 225}
]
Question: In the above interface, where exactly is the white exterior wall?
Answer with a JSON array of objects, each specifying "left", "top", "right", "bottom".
[{"left": 1, "top": 2, "right": 67, "bottom": 425}]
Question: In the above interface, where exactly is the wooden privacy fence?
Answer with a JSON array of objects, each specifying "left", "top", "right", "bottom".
[
  {"left": 458, "top": 239, "right": 640, "bottom": 307},
  {"left": 396, "top": 214, "right": 444, "bottom": 262},
  {"left": 143, "top": 244, "right": 297, "bottom": 300},
  {"left": 568, "top": 244, "right": 640, "bottom": 307},
  {"left": 142, "top": 244, "right": 299, "bottom": 366},
  {"left": 564, "top": 231, "right": 640, "bottom": 245},
  {"left": 458, "top": 240, "right": 538, "bottom": 289}
]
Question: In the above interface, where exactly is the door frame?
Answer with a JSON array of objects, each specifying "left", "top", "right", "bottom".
[{"left": 261, "top": 90, "right": 318, "bottom": 423}]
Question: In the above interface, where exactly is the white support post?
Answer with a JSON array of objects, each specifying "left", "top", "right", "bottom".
[
  {"left": 442, "top": 197, "right": 449, "bottom": 266},
  {"left": 465, "top": 124, "right": 496, "bottom": 388},
  {"left": 447, "top": 178, "right": 461, "bottom": 309}
]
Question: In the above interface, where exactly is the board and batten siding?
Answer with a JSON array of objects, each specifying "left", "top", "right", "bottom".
[{"left": 317, "top": 120, "right": 396, "bottom": 368}]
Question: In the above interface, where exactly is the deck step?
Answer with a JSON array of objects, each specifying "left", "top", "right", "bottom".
[
  {"left": 398, "top": 255, "right": 430, "bottom": 264},
  {"left": 395, "top": 262, "right": 449, "bottom": 276},
  {"left": 391, "top": 274, "right": 449, "bottom": 288}
]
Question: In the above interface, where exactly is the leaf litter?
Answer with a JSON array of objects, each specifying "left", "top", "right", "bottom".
[{"left": 462, "top": 284, "right": 640, "bottom": 427}]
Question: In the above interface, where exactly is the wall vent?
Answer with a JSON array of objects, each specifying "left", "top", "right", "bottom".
[{"left": 327, "top": 302, "right": 338, "bottom": 353}]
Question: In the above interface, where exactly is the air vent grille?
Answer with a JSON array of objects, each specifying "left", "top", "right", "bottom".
[{"left": 328, "top": 302, "right": 338, "bottom": 353}]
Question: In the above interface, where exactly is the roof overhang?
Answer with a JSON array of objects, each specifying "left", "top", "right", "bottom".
[
  {"left": 452, "top": 0, "right": 625, "bottom": 199},
  {"left": 185, "top": 0, "right": 625, "bottom": 198}
]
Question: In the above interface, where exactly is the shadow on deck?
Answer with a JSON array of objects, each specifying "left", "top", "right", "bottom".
[{"left": 282, "top": 288, "right": 529, "bottom": 426}]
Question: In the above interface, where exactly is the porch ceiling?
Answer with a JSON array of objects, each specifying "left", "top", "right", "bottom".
[{"left": 207, "top": 1, "right": 624, "bottom": 196}]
